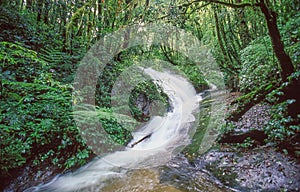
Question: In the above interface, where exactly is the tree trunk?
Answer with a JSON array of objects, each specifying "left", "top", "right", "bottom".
[
  {"left": 227, "top": 82, "right": 278, "bottom": 121},
  {"left": 26, "top": 0, "right": 32, "bottom": 11},
  {"left": 213, "top": 8, "right": 228, "bottom": 66},
  {"left": 235, "top": 0, "right": 251, "bottom": 48},
  {"left": 213, "top": 6, "right": 239, "bottom": 91},
  {"left": 259, "top": 0, "right": 299, "bottom": 119},
  {"left": 60, "top": 1, "right": 68, "bottom": 52},
  {"left": 43, "top": 0, "right": 50, "bottom": 24},
  {"left": 259, "top": 0, "right": 294, "bottom": 82},
  {"left": 129, "top": 133, "right": 152, "bottom": 148},
  {"left": 37, "top": 0, "right": 44, "bottom": 22}
]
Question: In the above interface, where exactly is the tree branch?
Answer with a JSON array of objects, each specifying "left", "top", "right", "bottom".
[
  {"left": 183, "top": 0, "right": 260, "bottom": 8},
  {"left": 227, "top": 81, "right": 279, "bottom": 121}
]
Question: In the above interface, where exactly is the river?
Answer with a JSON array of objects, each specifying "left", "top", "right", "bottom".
[{"left": 25, "top": 67, "right": 227, "bottom": 192}]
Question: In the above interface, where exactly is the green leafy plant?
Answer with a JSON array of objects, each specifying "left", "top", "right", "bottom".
[
  {"left": 265, "top": 99, "right": 300, "bottom": 142},
  {"left": 236, "top": 137, "right": 255, "bottom": 149},
  {"left": 220, "top": 122, "right": 237, "bottom": 135},
  {"left": 0, "top": 78, "right": 90, "bottom": 175},
  {"left": 239, "top": 36, "right": 280, "bottom": 93},
  {"left": 129, "top": 80, "right": 169, "bottom": 121},
  {"left": 0, "top": 41, "right": 49, "bottom": 82}
]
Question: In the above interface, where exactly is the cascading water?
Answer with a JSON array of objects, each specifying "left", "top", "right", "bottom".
[{"left": 26, "top": 67, "right": 203, "bottom": 192}]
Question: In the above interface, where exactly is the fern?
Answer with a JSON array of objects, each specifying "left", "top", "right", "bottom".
[{"left": 40, "top": 47, "right": 65, "bottom": 63}]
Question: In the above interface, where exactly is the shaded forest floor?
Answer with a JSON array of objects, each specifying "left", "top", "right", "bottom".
[
  {"left": 196, "top": 93, "right": 300, "bottom": 191},
  {"left": 199, "top": 145, "right": 300, "bottom": 191}
]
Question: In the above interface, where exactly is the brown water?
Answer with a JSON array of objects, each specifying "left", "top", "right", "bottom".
[{"left": 102, "top": 169, "right": 182, "bottom": 192}]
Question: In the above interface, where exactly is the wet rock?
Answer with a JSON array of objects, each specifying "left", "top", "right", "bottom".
[
  {"left": 136, "top": 93, "right": 151, "bottom": 117},
  {"left": 196, "top": 146, "right": 300, "bottom": 191},
  {"left": 134, "top": 92, "right": 170, "bottom": 120},
  {"left": 160, "top": 154, "right": 234, "bottom": 192},
  {"left": 3, "top": 163, "right": 62, "bottom": 192}
]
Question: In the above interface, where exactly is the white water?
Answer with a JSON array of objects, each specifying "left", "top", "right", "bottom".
[{"left": 27, "top": 68, "right": 202, "bottom": 192}]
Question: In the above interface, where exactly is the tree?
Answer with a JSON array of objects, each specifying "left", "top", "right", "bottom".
[
  {"left": 258, "top": 0, "right": 295, "bottom": 81},
  {"left": 192, "top": 0, "right": 298, "bottom": 120}
]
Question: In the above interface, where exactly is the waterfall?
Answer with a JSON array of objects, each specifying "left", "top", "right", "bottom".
[{"left": 26, "top": 67, "right": 202, "bottom": 192}]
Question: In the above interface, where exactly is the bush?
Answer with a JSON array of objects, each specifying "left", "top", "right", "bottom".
[
  {"left": 239, "top": 36, "right": 280, "bottom": 93},
  {"left": 0, "top": 41, "right": 48, "bottom": 82},
  {"left": 0, "top": 80, "right": 90, "bottom": 175},
  {"left": 0, "top": 42, "right": 90, "bottom": 175},
  {"left": 264, "top": 99, "right": 300, "bottom": 142}
]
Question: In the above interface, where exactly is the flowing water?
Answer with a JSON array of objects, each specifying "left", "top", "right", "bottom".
[{"left": 25, "top": 68, "right": 227, "bottom": 192}]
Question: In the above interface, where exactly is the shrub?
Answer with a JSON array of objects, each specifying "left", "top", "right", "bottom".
[
  {"left": 264, "top": 99, "right": 300, "bottom": 143},
  {"left": 0, "top": 41, "right": 48, "bottom": 82},
  {"left": 239, "top": 36, "right": 280, "bottom": 93}
]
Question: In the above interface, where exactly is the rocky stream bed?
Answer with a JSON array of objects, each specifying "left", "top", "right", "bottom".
[{"left": 3, "top": 92, "right": 300, "bottom": 192}]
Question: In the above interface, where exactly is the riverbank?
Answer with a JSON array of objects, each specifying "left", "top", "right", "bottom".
[
  {"left": 193, "top": 92, "right": 300, "bottom": 191},
  {"left": 196, "top": 144, "right": 300, "bottom": 191},
  {"left": 3, "top": 92, "right": 299, "bottom": 192}
]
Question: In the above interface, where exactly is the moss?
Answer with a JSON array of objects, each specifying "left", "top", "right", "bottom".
[{"left": 183, "top": 97, "right": 212, "bottom": 158}]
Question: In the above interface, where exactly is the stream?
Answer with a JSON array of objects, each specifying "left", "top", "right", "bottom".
[{"left": 24, "top": 67, "right": 227, "bottom": 192}]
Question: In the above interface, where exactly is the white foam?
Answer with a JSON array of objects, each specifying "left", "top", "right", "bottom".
[{"left": 29, "top": 68, "right": 202, "bottom": 192}]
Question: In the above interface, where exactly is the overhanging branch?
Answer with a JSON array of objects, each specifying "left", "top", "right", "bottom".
[{"left": 183, "top": 0, "right": 260, "bottom": 8}]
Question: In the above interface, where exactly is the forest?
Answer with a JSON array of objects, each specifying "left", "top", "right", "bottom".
[{"left": 0, "top": 0, "right": 299, "bottom": 191}]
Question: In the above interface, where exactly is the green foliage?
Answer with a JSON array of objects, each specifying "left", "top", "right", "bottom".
[
  {"left": 73, "top": 105, "right": 134, "bottom": 152},
  {"left": 281, "top": 11, "right": 300, "bottom": 65},
  {"left": 220, "top": 122, "right": 237, "bottom": 134},
  {"left": 239, "top": 36, "right": 279, "bottom": 93},
  {"left": 0, "top": 5, "right": 62, "bottom": 51},
  {"left": 0, "top": 130, "right": 27, "bottom": 172},
  {"left": 96, "top": 60, "right": 131, "bottom": 108},
  {"left": 64, "top": 149, "right": 90, "bottom": 170},
  {"left": 264, "top": 99, "right": 300, "bottom": 142},
  {"left": 264, "top": 70, "right": 300, "bottom": 143},
  {"left": 0, "top": 41, "right": 48, "bottom": 82},
  {"left": 235, "top": 137, "right": 255, "bottom": 149},
  {"left": 1, "top": 0, "right": 299, "bottom": 186},
  {"left": 129, "top": 80, "right": 169, "bottom": 121},
  {"left": 276, "top": 0, "right": 300, "bottom": 66},
  {"left": 0, "top": 79, "right": 90, "bottom": 175},
  {"left": 0, "top": 6, "right": 33, "bottom": 44},
  {"left": 101, "top": 118, "right": 133, "bottom": 145},
  {"left": 39, "top": 47, "right": 83, "bottom": 82},
  {"left": 177, "top": 64, "right": 208, "bottom": 92}
]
